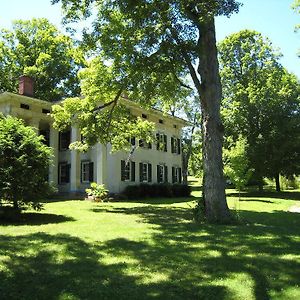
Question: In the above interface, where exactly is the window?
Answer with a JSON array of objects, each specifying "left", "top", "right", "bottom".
[
  {"left": 173, "top": 124, "right": 177, "bottom": 129},
  {"left": 142, "top": 113, "right": 147, "bottom": 119},
  {"left": 42, "top": 109, "right": 50, "bottom": 114},
  {"left": 139, "top": 139, "right": 152, "bottom": 149},
  {"left": 156, "top": 133, "right": 167, "bottom": 152},
  {"left": 81, "top": 161, "right": 94, "bottom": 183},
  {"left": 39, "top": 129, "right": 50, "bottom": 146},
  {"left": 59, "top": 130, "right": 71, "bottom": 151},
  {"left": 139, "top": 162, "right": 152, "bottom": 182},
  {"left": 172, "top": 166, "right": 182, "bottom": 184},
  {"left": 121, "top": 160, "right": 135, "bottom": 182},
  {"left": 171, "top": 137, "right": 181, "bottom": 155},
  {"left": 159, "top": 119, "right": 164, "bottom": 124},
  {"left": 20, "top": 103, "right": 30, "bottom": 110},
  {"left": 58, "top": 162, "right": 70, "bottom": 184},
  {"left": 157, "top": 164, "right": 168, "bottom": 183}
]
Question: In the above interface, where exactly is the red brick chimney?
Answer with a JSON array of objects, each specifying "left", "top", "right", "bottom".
[{"left": 19, "top": 75, "right": 34, "bottom": 97}]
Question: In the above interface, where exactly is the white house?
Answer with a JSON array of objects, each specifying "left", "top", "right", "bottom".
[{"left": 0, "top": 76, "right": 187, "bottom": 194}]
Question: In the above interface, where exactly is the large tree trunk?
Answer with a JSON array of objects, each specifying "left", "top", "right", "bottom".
[
  {"left": 197, "top": 18, "right": 231, "bottom": 223},
  {"left": 275, "top": 173, "right": 281, "bottom": 192}
]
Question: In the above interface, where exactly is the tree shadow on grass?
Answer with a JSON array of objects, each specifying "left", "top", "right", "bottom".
[
  {"left": 0, "top": 212, "right": 75, "bottom": 226},
  {"left": 1, "top": 204, "right": 300, "bottom": 299},
  {"left": 0, "top": 232, "right": 229, "bottom": 300},
  {"left": 227, "top": 190, "right": 300, "bottom": 201}
]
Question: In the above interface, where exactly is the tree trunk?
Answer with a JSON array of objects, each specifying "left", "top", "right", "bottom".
[
  {"left": 275, "top": 173, "right": 281, "bottom": 192},
  {"left": 197, "top": 18, "right": 231, "bottom": 223}
]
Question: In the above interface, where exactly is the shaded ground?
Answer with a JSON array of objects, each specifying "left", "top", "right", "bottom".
[{"left": 0, "top": 191, "right": 300, "bottom": 300}]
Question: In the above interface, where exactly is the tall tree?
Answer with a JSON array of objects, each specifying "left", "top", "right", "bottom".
[
  {"left": 53, "top": 0, "right": 241, "bottom": 223},
  {"left": 0, "top": 18, "right": 85, "bottom": 101},
  {"left": 219, "top": 30, "right": 300, "bottom": 191},
  {"left": 292, "top": 0, "right": 300, "bottom": 57}
]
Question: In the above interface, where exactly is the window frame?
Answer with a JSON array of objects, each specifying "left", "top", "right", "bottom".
[{"left": 81, "top": 161, "right": 90, "bottom": 184}]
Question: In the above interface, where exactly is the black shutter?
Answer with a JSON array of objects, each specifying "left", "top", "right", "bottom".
[
  {"left": 148, "top": 163, "right": 152, "bottom": 182},
  {"left": 164, "top": 134, "right": 167, "bottom": 152},
  {"left": 131, "top": 137, "right": 136, "bottom": 146},
  {"left": 179, "top": 168, "right": 182, "bottom": 183},
  {"left": 58, "top": 132, "right": 61, "bottom": 150},
  {"left": 121, "top": 160, "right": 126, "bottom": 181},
  {"left": 171, "top": 137, "right": 174, "bottom": 153},
  {"left": 148, "top": 142, "right": 152, "bottom": 149},
  {"left": 164, "top": 166, "right": 168, "bottom": 183},
  {"left": 157, "top": 165, "right": 160, "bottom": 183},
  {"left": 66, "top": 131, "right": 71, "bottom": 148},
  {"left": 177, "top": 138, "right": 181, "bottom": 154},
  {"left": 89, "top": 162, "right": 94, "bottom": 182},
  {"left": 139, "top": 163, "right": 143, "bottom": 182},
  {"left": 156, "top": 133, "right": 160, "bottom": 150},
  {"left": 58, "top": 163, "right": 61, "bottom": 184},
  {"left": 80, "top": 162, "right": 83, "bottom": 183},
  {"left": 172, "top": 167, "right": 175, "bottom": 184},
  {"left": 131, "top": 161, "right": 135, "bottom": 182},
  {"left": 66, "top": 164, "right": 71, "bottom": 183}
]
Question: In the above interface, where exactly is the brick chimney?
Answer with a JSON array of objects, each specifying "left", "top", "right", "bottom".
[{"left": 19, "top": 75, "right": 34, "bottom": 97}]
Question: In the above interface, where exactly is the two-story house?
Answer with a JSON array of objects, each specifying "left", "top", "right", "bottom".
[{"left": 0, "top": 76, "right": 187, "bottom": 194}]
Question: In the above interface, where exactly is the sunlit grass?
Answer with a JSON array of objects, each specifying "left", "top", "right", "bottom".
[{"left": 0, "top": 184, "right": 300, "bottom": 299}]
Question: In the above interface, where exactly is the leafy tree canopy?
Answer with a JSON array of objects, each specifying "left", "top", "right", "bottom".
[
  {"left": 52, "top": 0, "right": 241, "bottom": 223},
  {"left": 219, "top": 30, "right": 300, "bottom": 189},
  {"left": 0, "top": 114, "right": 52, "bottom": 213},
  {"left": 0, "top": 18, "right": 85, "bottom": 101}
]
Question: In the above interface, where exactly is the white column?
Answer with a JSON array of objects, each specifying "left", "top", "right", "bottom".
[
  {"left": 96, "top": 144, "right": 108, "bottom": 186},
  {"left": 29, "top": 117, "right": 40, "bottom": 133},
  {"left": 70, "top": 126, "right": 80, "bottom": 192},
  {"left": 49, "top": 126, "right": 59, "bottom": 186}
]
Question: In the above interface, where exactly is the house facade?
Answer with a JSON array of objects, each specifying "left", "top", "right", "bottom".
[{"left": 0, "top": 76, "right": 186, "bottom": 194}]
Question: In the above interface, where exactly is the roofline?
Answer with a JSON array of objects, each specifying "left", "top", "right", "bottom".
[{"left": 0, "top": 92, "right": 52, "bottom": 107}]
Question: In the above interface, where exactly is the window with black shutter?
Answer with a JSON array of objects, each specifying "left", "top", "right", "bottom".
[
  {"left": 177, "top": 139, "right": 181, "bottom": 154},
  {"left": 164, "top": 134, "right": 167, "bottom": 152},
  {"left": 81, "top": 161, "right": 92, "bottom": 183},
  {"left": 139, "top": 162, "right": 151, "bottom": 182},
  {"left": 164, "top": 165, "right": 168, "bottom": 183},
  {"left": 157, "top": 164, "right": 166, "bottom": 183},
  {"left": 121, "top": 160, "right": 131, "bottom": 181},
  {"left": 171, "top": 166, "right": 182, "bottom": 183},
  {"left": 59, "top": 130, "right": 71, "bottom": 151},
  {"left": 171, "top": 137, "right": 175, "bottom": 153},
  {"left": 156, "top": 133, "right": 167, "bottom": 152},
  {"left": 58, "top": 162, "right": 70, "bottom": 184}
]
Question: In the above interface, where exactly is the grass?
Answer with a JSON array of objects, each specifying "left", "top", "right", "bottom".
[{"left": 0, "top": 186, "right": 300, "bottom": 300}]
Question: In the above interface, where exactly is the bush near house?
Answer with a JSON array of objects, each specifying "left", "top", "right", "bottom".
[
  {"left": 0, "top": 115, "right": 53, "bottom": 218},
  {"left": 123, "top": 183, "right": 191, "bottom": 199}
]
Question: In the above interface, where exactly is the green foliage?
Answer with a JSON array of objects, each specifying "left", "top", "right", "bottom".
[
  {"left": 219, "top": 30, "right": 300, "bottom": 187},
  {"left": 224, "top": 136, "right": 253, "bottom": 191},
  {"left": 85, "top": 182, "right": 108, "bottom": 202},
  {"left": 52, "top": 57, "right": 156, "bottom": 152},
  {"left": 0, "top": 114, "right": 52, "bottom": 213},
  {"left": 0, "top": 18, "right": 85, "bottom": 101},
  {"left": 122, "top": 183, "right": 191, "bottom": 199}
]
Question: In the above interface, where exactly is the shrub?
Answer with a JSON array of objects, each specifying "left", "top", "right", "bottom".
[
  {"left": 86, "top": 183, "right": 108, "bottom": 202},
  {"left": 0, "top": 115, "right": 52, "bottom": 215},
  {"left": 122, "top": 183, "right": 191, "bottom": 199}
]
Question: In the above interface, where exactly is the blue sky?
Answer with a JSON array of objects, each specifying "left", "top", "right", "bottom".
[{"left": 0, "top": 0, "right": 299, "bottom": 77}]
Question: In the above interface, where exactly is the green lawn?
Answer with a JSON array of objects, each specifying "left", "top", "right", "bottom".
[{"left": 1, "top": 187, "right": 300, "bottom": 300}]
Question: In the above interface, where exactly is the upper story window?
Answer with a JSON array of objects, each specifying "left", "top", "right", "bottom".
[
  {"left": 172, "top": 166, "right": 182, "bottom": 184},
  {"left": 42, "top": 109, "right": 50, "bottom": 114},
  {"left": 139, "top": 139, "right": 152, "bottom": 149},
  {"left": 20, "top": 103, "right": 30, "bottom": 110},
  {"left": 139, "top": 162, "right": 152, "bottom": 183},
  {"left": 159, "top": 119, "right": 164, "bottom": 124},
  {"left": 156, "top": 133, "right": 167, "bottom": 152},
  {"left": 142, "top": 113, "right": 147, "bottom": 119},
  {"left": 59, "top": 130, "right": 71, "bottom": 151},
  {"left": 121, "top": 160, "right": 135, "bottom": 182},
  {"left": 173, "top": 124, "right": 177, "bottom": 129},
  {"left": 171, "top": 137, "right": 181, "bottom": 155}
]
